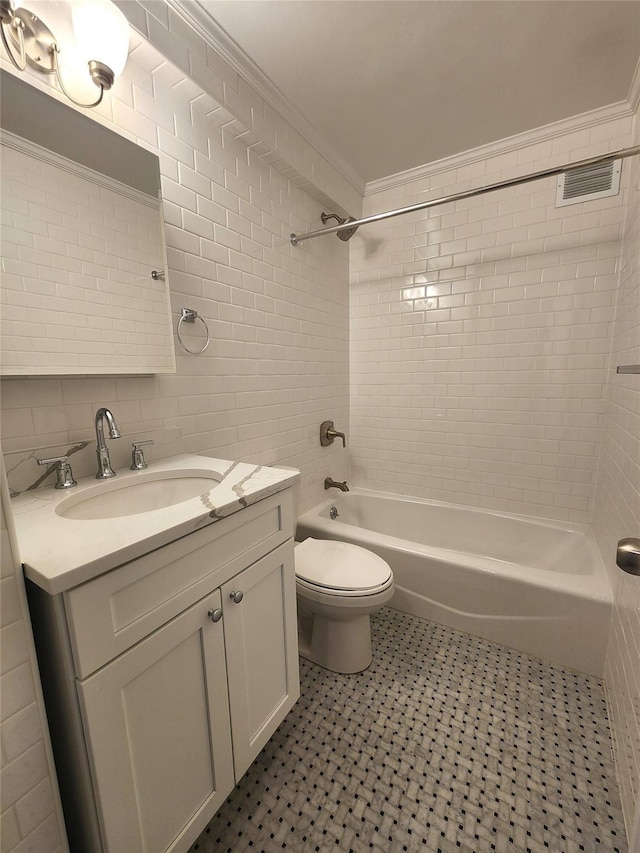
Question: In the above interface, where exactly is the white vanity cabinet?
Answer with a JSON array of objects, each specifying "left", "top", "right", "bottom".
[
  {"left": 26, "top": 489, "right": 299, "bottom": 853},
  {"left": 78, "top": 587, "right": 235, "bottom": 853}
]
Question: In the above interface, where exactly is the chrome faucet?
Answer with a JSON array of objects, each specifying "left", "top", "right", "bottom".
[
  {"left": 324, "top": 477, "right": 349, "bottom": 492},
  {"left": 95, "top": 407, "right": 121, "bottom": 479}
]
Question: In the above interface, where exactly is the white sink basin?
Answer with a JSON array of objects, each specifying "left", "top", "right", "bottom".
[{"left": 55, "top": 469, "right": 223, "bottom": 520}]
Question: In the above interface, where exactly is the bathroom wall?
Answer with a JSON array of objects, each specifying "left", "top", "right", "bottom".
[
  {"left": 0, "top": 462, "right": 66, "bottom": 852},
  {"left": 1, "top": 4, "right": 638, "bottom": 850},
  {"left": 0, "top": 6, "right": 354, "bottom": 851},
  {"left": 350, "top": 116, "right": 633, "bottom": 524},
  {"left": 594, "top": 98, "right": 640, "bottom": 843},
  {"left": 0, "top": 13, "right": 352, "bottom": 512}
]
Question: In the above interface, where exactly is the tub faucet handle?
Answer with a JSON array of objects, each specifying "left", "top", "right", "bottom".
[{"left": 320, "top": 420, "right": 346, "bottom": 447}]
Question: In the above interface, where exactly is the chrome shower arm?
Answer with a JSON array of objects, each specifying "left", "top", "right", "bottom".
[{"left": 320, "top": 212, "right": 345, "bottom": 225}]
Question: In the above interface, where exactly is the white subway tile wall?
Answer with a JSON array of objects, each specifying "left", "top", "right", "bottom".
[
  {"left": 0, "top": 486, "right": 65, "bottom": 852},
  {"left": 595, "top": 107, "right": 640, "bottom": 839},
  {"left": 350, "top": 121, "right": 633, "bottom": 524},
  {"left": 0, "top": 36, "right": 350, "bottom": 512},
  {"left": 126, "top": 1, "right": 364, "bottom": 217},
  {"left": 1, "top": 145, "right": 172, "bottom": 373}
]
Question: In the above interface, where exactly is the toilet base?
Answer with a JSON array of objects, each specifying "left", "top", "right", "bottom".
[{"left": 298, "top": 608, "right": 373, "bottom": 674}]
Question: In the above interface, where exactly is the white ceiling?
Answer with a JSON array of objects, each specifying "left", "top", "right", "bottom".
[{"left": 188, "top": 1, "right": 640, "bottom": 187}]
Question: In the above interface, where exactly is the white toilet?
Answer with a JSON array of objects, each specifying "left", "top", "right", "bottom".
[{"left": 294, "top": 537, "right": 394, "bottom": 674}]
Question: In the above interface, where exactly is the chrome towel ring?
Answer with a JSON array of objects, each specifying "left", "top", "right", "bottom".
[{"left": 176, "top": 307, "right": 210, "bottom": 355}]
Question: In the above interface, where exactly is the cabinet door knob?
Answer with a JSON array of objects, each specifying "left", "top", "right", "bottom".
[
  {"left": 229, "top": 590, "right": 244, "bottom": 604},
  {"left": 207, "top": 608, "right": 223, "bottom": 623}
]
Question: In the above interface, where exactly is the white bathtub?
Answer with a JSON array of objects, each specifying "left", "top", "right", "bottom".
[{"left": 296, "top": 489, "right": 612, "bottom": 676}]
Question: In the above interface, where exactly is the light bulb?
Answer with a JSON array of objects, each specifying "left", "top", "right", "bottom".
[{"left": 71, "top": 0, "right": 129, "bottom": 88}]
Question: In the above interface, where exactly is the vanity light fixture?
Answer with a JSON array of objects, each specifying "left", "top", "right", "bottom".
[{"left": 0, "top": 0, "right": 129, "bottom": 108}]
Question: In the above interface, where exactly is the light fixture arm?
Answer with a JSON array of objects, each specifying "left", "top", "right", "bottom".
[
  {"left": 50, "top": 45, "right": 105, "bottom": 109},
  {"left": 0, "top": 1, "right": 26, "bottom": 70}
]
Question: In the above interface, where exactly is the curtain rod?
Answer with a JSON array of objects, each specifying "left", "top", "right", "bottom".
[{"left": 289, "top": 145, "right": 640, "bottom": 246}]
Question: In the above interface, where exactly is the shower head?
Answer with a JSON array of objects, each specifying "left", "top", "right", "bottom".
[{"left": 320, "top": 212, "right": 359, "bottom": 241}]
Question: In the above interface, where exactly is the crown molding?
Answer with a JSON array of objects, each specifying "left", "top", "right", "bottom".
[
  {"left": 140, "top": 1, "right": 639, "bottom": 205},
  {"left": 167, "top": 0, "right": 366, "bottom": 198},
  {"left": 365, "top": 99, "right": 635, "bottom": 196},
  {"left": 627, "top": 55, "right": 640, "bottom": 114}
]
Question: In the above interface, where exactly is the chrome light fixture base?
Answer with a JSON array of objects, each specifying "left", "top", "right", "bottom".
[{"left": 10, "top": 7, "right": 57, "bottom": 73}]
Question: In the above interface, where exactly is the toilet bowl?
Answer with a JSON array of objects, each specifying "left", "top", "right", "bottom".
[{"left": 294, "top": 537, "right": 394, "bottom": 674}]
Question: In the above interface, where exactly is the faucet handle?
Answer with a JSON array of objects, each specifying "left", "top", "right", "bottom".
[
  {"left": 37, "top": 455, "right": 77, "bottom": 489},
  {"left": 320, "top": 420, "right": 347, "bottom": 448},
  {"left": 130, "top": 439, "right": 154, "bottom": 470},
  {"left": 327, "top": 427, "right": 346, "bottom": 448}
]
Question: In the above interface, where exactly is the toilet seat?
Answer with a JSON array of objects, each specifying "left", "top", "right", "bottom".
[
  {"left": 295, "top": 538, "right": 393, "bottom": 596},
  {"left": 296, "top": 575, "right": 394, "bottom": 597}
]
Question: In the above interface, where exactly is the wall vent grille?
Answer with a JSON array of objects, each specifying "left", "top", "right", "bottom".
[{"left": 556, "top": 159, "right": 621, "bottom": 207}]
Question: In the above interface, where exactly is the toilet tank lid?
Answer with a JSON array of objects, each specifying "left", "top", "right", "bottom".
[{"left": 295, "top": 537, "right": 392, "bottom": 591}]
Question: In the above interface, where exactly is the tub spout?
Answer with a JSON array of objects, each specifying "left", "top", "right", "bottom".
[{"left": 325, "top": 477, "right": 349, "bottom": 492}]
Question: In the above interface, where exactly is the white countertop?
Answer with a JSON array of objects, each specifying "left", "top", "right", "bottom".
[{"left": 11, "top": 454, "right": 300, "bottom": 595}]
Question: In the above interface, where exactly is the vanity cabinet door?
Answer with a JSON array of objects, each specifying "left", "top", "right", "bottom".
[
  {"left": 77, "top": 589, "right": 234, "bottom": 853},
  {"left": 222, "top": 541, "right": 300, "bottom": 779}
]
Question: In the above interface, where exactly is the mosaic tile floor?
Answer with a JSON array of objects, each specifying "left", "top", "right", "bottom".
[{"left": 191, "top": 608, "right": 627, "bottom": 853}]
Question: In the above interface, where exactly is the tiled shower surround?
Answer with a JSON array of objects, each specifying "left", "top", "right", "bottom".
[
  {"left": 1, "top": 2, "right": 639, "bottom": 850},
  {"left": 350, "top": 123, "right": 632, "bottom": 525}
]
